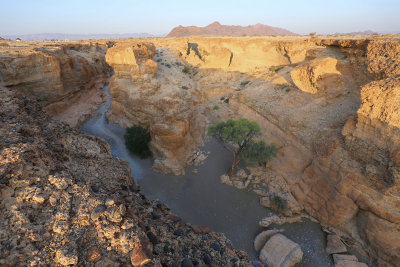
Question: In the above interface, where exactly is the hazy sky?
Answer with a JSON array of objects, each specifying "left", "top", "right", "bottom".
[{"left": 1, "top": 0, "right": 399, "bottom": 35}]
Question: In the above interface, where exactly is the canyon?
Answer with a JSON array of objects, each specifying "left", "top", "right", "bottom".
[{"left": 0, "top": 35, "right": 399, "bottom": 266}]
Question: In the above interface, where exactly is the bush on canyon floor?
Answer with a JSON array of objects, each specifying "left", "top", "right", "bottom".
[
  {"left": 182, "top": 66, "right": 190, "bottom": 73},
  {"left": 124, "top": 125, "right": 152, "bottom": 158},
  {"left": 208, "top": 118, "right": 277, "bottom": 176},
  {"left": 270, "top": 195, "right": 288, "bottom": 211},
  {"left": 240, "top": 80, "right": 250, "bottom": 86}
]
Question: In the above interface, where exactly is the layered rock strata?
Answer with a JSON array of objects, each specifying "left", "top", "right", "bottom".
[
  {"left": 0, "top": 42, "right": 112, "bottom": 126},
  {"left": 136, "top": 37, "right": 399, "bottom": 266},
  {"left": 105, "top": 43, "right": 206, "bottom": 175}
]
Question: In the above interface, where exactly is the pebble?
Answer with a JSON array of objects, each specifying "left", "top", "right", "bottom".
[
  {"left": 105, "top": 199, "right": 114, "bottom": 206},
  {"left": 174, "top": 229, "right": 183, "bottom": 236},
  {"left": 90, "top": 205, "right": 106, "bottom": 221},
  {"left": 181, "top": 258, "right": 194, "bottom": 267},
  {"left": 120, "top": 184, "right": 128, "bottom": 191},
  {"left": 151, "top": 212, "right": 160, "bottom": 220},
  {"left": 147, "top": 231, "right": 159, "bottom": 245},
  {"left": 91, "top": 185, "right": 99, "bottom": 193},
  {"left": 210, "top": 242, "right": 220, "bottom": 252},
  {"left": 203, "top": 253, "right": 212, "bottom": 264},
  {"left": 86, "top": 246, "right": 102, "bottom": 262}
]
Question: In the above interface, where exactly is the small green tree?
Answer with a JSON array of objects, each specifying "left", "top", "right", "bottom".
[
  {"left": 208, "top": 118, "right": 278, "bottom": 176},
  {"left": 124, "top": 125, "right": 152, "bottom": 158},
  {"left": 242, "top": 141, "right": 278, "bottom": 166}
]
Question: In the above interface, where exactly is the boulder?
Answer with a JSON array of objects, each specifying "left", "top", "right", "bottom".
[
  {"left": 86, "top": 246, "right": 102, "bottom": 262},
  {"left": 326, "top": 235, "right": 347, "bottom": 254},
  {"left": 130, "top": 239, "right": 152, "bottom": 266},
  {"left": 254, "top": 230, "right": 278, "bottom": 252},
  {"left": 260, "top": 233, "right": 303, "bottom": 267}
]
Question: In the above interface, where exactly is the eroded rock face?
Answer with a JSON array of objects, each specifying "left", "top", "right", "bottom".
[
  {"left": 0, "top": 86, "right": 250, "bottom": 266},
  {"left": 140, "top": 37, "right": 400, "bottom": 266},
  {"left": 0, "top": 43, "right": 111, "bottom": 110},
  {"left": 105, "top": 43, "right": 206, "bottom": 175},
  {"left": 0, "top": 43, "right": 112, "bottom": 127},
  {"left": 290, "top": 57, "right": 344, "bottom": 94}
]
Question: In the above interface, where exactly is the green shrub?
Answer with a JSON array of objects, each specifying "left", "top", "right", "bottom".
[
  {"left": 270, "top": 66, "right": 283, "bottom": 72},
  {"left": 270, "top": 195, "right": 288, "bottom": 210},
  {"left": 0, "top": 42, "right": 9, "bottom": 47},
  {"left": 182, "top": 66, "right": 190, "bottom": 73},
  {"left": 213, "top": 105, "right": 219, "bottom": 110},
  {"left": 240, "top": 80, "right": 250, "bottom": 86},
  {"left": 181, "top": 86, "right": 188, "bottom": 90},
  {"left": 124, "top": 125, "right": 152, "bottom": 158}
]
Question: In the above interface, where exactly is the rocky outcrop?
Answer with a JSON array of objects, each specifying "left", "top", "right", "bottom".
[
  {"left": 0, "top": 43, "right": 112, "bottom": 126},
  {"left": 105, "top": 43, "right": 206, "bottom": 175},
  {"left": 290, "top": 57, "right": 344, "bottom": 94},
  {"left": 0, "top": 86, "right": 250, "bottom": 266}
]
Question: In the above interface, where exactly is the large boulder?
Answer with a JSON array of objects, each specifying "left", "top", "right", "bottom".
[
  {"left": 253, "top": 230, "right": 278, "bottom": 252},
  {"left": 259, "top": 233, "right": 303, "bottom": 267}
]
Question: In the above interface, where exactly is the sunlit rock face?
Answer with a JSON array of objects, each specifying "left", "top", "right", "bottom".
[
  {"left": 142, "top": 37, "right": 400, "bottom": 266},
  {"left": 105, "top": 43, "right": 206, "bottom": 175},
  {"left": 0, "top": 43, "right": 112, "bottom": 127},
  {"left": 0, "top": 43, "right": 111, "bottom": 112}
]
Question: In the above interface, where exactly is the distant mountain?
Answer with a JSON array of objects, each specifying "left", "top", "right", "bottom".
[
  {"left": 334, "top": 30, "right": 377, "bottom": 35},
  {"left": 2, "top": 33, "right": 160, "bottom": 41},
  {"left": 167, "top": 21, "right": 296, "bottom": 37}
]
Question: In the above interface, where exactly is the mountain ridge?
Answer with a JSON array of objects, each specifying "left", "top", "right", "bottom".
[{"left": 167, "top": 21, "right": 296, "bottom": 37}]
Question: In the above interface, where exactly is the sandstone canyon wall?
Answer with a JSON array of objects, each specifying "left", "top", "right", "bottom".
[
  {"left": 0, "top": 42, "right": 112, "bottom": 126},
  {"left": 1, "top": 36, "right": 399, "bottom": 266},
  {"left": 109, "top": 37, "right": 399, "bottom": 266},
  {"left": 104, "top": 43, "right": 206, "bottom": 175}
]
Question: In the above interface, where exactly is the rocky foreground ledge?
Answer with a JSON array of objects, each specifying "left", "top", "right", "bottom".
[{"left": 0, "top": 86, "right": 250, "bottom": 266}]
